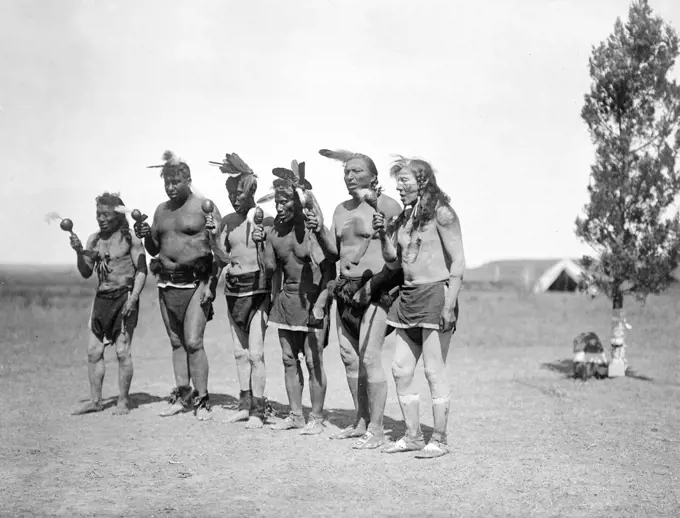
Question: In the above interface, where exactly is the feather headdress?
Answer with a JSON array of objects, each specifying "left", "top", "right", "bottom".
[
  {"left": 272, "top": 159, "right": 314, "bottom": 208},
  {"left": 209, "top": 153, "right": 255, "bottom": 177},
  {"left": 147, "top": 150, "right": 191, "bottom": 177},
  {"left": 318, "top": 149, "right": 357, "bottom": 163},
  {"left": 272, "top": 160, "right": 312, "bottom": 190}
]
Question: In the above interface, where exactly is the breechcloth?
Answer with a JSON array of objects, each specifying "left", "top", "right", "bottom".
[
  {"left": 269, "top": 282, "right": 330, "bottom": 346},
  {"left": 330, "top": 270, "right": 402, "bottom": 342},
  {"left": 89, "top": 282, "right": 137, "bottom": 345},
  {"left": 224, "top": 270, "right": 270, "bottom": 334},
  {"left": 153, "top": 256, "right": 215, "bottom": 324},
  {"left": 386, "top": 280, "right": 458, "bottom": 332}
]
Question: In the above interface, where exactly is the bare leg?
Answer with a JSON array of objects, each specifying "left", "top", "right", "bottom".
[
  {"left": 226, "top": 310, "right": 252, "bottom": 423},
  {"left": 158, "top": 292, "right": 192, "bottom": 417},
  {"left": 415, "top": 328, "right": 453, "bottom": 459},
  {"left": 271, "top": 330, "right": 305, "bottom": 430},
  {"left": 72, "top": 335, "right": 106, "bottom": 415},
  {"left": 332, "top": 307, "right": 368, "bottom": 439},
  {"left": 300, "top": 328, "right": 327, "bottom": 435},
  {"left": 113, "top": 327, "right": 134, "bottom": 415},
  {"left": 246, "top": 298, "right": 270, "bottom": 430},
  {"left": 353, "top": 304, "right": 390, "bottom": 448},
  {"left": 184, "top": 288, "right": 211, "bottom": 421},
  {"left": 383, "top": 328, "right": 425, "bottom": 454}
]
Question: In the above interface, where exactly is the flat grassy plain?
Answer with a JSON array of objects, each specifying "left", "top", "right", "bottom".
[{"left": 1, "top": 265, "right": 679, "bottom": 517}]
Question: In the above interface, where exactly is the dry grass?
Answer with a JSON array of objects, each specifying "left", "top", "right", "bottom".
[{"left": 1, "top": 267, "right": 679, "bottom": 517}]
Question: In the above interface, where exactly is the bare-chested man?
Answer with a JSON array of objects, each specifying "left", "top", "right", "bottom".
[
  {"left": 205, "top": 152, "right": 275, "bottom": 429},
  {"left": 70, "top": 192, "right": 147, "bottom": 416},
  {"left": 135, "top": 150, "right": 222, "bottom": 421},
  {"left": 252, "top": 162, "right": 336, "bottom": 435},
  {"left": 312, "top": 149, "right": 402, "bottom": 449},
  {"left": 370, "top": 156, "right": 465, "bottom": 459}
]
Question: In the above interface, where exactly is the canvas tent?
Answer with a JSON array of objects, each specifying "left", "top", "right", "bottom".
[{"left": 532, "top": 259, "right": 583, "bottom": 293}]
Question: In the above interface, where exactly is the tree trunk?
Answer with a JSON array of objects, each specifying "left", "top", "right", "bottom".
[{"left": 609, "top": 283, "right": 628, "bottom": 377}]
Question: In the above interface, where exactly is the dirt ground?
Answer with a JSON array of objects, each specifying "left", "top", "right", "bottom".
[{"left": 1, "top": 275, "right": 680, "bottom": 517}]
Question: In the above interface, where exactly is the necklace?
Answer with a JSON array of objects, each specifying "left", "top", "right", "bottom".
[
  {"left": 94, "top": 231, "right": 116, "bottom": 284},
  {"left": 401, "top": 207, "right": 422, "bottom": 264}
]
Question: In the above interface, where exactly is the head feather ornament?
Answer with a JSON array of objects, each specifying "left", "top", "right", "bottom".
[
  {"left": 209, "top": 152, "right": 256, "bottom": 178},
  {"left": 147, "top": 150, "right": 190, "bottom": 178}
]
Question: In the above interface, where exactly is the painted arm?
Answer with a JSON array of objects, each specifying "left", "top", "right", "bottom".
[
  {"left": 122, "top": 237, "right": 148, "bottom": 317},
  {"left": 75, "top": 234, "right": 97, "bottom": 279},
  {"left": 209, "top": 215, "right": 232, "bottom": 268},
  {"left": 436, "top": 204, "right": 466, "bottom": 331},
  {"left": 378, "top": 197, "right": 403, "bottom": 264},
  {"left": 129, "top": 237, "right": 148, "bottom": 301},
  {"left": 262, "top": 229, "right": 278, "bottom": 280},
  {"left": 373, "top": 212, "right": 399, "bottom": 264},
  {"left": 263, "top": 231, "right": 283, "bottom": 301}
]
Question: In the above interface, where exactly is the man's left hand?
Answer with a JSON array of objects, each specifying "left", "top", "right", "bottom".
[
  {"left": 352, "top": 282, "right": 372, "bottom": 306},
  {"left": 439, "top": 305, "right": 457, "bottom": 333},
  {"left": 123, "top": 294, "right": 138, "bottom": 317},
  {"left": 200, "top": 284, "right": 216, "bottom": 306}
]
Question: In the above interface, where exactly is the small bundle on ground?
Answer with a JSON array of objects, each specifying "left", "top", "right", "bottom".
[{"left": 572, "top": 332, "right": 608, "bottom": 380}]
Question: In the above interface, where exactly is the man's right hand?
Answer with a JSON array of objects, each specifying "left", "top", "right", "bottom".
[
  {"left": 305, "top": 210, "right": 320, "bottom": 233},
  {"left": 205, "top": 213, "right": 217, "bottom": 235},
  {"left": 252, "top": 225, "right": 265, "bottom": 243},
  {"left": 372, "top": 212, "right": 386, "bottom": 234},
  {"left": 135, "top": 221, "right": 151, "bottom": 239},
  {"left": 70, "top": 234, "right": 83, "bottom": 254}
]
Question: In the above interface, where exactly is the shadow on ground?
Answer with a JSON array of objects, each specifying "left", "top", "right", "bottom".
[
  {"left": 258, "top": 398, "right": 433, "bottom": 439},
  {"left": 80, "top": 390, "right": 432, "bottom": 438},
  {"left": 540, "top": 359, "right": 653, "bottom": 382}
]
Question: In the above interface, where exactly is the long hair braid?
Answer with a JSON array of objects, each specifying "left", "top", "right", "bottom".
[{"left": 388, "top": 157, "right": 450, "bottom": 235}]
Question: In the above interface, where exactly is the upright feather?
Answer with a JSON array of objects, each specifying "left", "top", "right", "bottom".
[{"left": 217, "top": 153, "right": 254, "bottom": 176}]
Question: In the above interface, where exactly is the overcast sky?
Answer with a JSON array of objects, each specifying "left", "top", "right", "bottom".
[{"left": 1, "top": 0, "right": 679, "bottom": 267}]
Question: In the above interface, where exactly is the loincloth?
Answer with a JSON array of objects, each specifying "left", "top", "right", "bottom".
[
  {"left": 386, "top": 280, "right": 458, "bottom": 332},
  {"left": 329, "top": 271, "right": 402, "bottom": 342},
  {"left": 224, "top": 271, "right": 270, "bottom": 335},
  {"left": 159, "top": 285, "right": 214, "bottom": 325},
  {"left": 89, "top": 283, "right": 137, "bottom": 345},
  {"left": 269, "top": 282, "right": 329, "bottom": 345},
  {"left": 152, "top": 256, "right": 214, "bottom": 324}
]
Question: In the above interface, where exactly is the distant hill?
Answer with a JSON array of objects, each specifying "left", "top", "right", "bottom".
[{"left": 0, "top": 259, "right": 583, "bottom": 293}]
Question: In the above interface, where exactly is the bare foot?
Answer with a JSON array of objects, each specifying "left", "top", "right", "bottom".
[
  {"left": 225, "top": 409, "right": 249, "bottom": 423},
  {"left": 329, "top": 425, "right": 365, "bottom": 440},
  {"left": 245, "top": 416, "right": 264, "bottom": 429},
  {"left": 112, "top": 398, "right": 130, "bottom": 415},
  {"left": 71, "top": 400, "right": 104, "bottom": 416}
]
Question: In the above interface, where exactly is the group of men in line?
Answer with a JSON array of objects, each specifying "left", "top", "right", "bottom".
[{"left": 68, "top": 148, "right": 465, "bottom": 459}]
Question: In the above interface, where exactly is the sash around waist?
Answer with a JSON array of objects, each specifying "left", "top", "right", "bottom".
[
  {"left": 281, "top": 281, "right": 321, "bottom": 294},
  {"left": 151, "top": 256, "right": 213, "bottom": 284},
  {"left": 96, "top": 283, "right": 133, "bottom": 299}
]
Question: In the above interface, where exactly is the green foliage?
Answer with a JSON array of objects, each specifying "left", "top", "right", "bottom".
[{"left": 576, "top": 0, "right": 680, "bottom": 304}]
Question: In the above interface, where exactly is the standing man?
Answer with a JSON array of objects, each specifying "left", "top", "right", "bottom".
[
  {"left": 135, "top": 150, "right": 222, "bottom": 421},
  {"left": 372, "top": 156, "right": 465, "bottom": 459},
  {"left": 70, "top": 192, "right": 147, "bottom": 416},
  {"left": 253, "top": 161, "right": 336, "bottom": 435},
  {"left": 313, "top": 149, "right": 402, "bottom": 449},
  {"left": 205, "top": 152, "right": 275, "bottom": 429}
]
